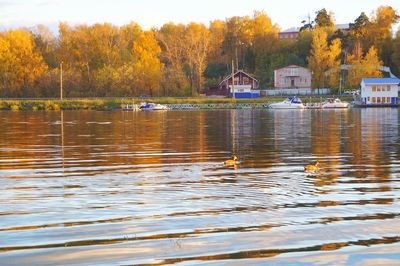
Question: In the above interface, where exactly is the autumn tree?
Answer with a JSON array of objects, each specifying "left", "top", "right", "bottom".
[
  {"left": 252, "top": 11, "right": 279, "bottom": 57},
  {"left": 184, "top": 23, "right": 210, "bottom": 95},
  {"left": 222, "top": 16, "right": 252, "bottom": 69},
  {"left": 33, "top": 25, "right": 58, "bottom": 68},
  {"left": 156, "top": 23, "right": 189, "bottom": 96},
  {"left": 326, "top": 38, "right": 342, "bottom": 88},
  {"left": 131, "top": 31, "right": 162, "bottom": 96},
  {"left": 308, "top": 28, "right": 342, "bottom": 91},
  {"left": 346, "top": 41, "right": 365, "bottom": 87},
  {"left": 0, "top": 30, "right": 47, "bottom": 97},
  {"left": 365, "top": 6, "right": 399, "bottom": 66},
  {"left": 103, "top": 27, "right": 161, "bottom": 97},
  {"left": 207, "top": 20, "right": 225, "bottom": 63},
  {"left": 363, "top": 46, "right": 383, "bottom": 77},
  {"left": 346, "top": 45, "right": 383, "bottom": 88}
]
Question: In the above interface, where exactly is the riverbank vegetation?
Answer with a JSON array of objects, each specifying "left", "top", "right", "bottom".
[
  {"left": 0, "top": 96, "right": 354, "bottom": 111},
  {"left": 0, "top": 6, "right": 398, "bottom": 98}
]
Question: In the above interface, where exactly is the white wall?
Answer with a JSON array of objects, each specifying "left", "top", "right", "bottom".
[
  {"left": 265, "top": 88, "right": 330, "bottom": 96},
  {"left": 361, "top": 83, "right": 398, "bottom": 104}
]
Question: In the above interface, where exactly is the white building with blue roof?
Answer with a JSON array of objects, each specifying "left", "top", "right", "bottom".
[{"left": 358, "top": 78, "right": 400, "bottom": 106}]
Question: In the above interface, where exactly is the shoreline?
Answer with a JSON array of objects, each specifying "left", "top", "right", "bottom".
[{"left": 0, "top": 97, "right": 354, "bottom": 111}]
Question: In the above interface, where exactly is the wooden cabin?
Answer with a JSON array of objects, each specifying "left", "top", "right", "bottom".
[{"left": 219, "top": 70, "right": 260, "bottom": 98}]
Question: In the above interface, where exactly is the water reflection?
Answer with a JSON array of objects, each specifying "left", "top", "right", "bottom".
[{"left": 0, "top": 109, "right": 399, "bottom": 265}]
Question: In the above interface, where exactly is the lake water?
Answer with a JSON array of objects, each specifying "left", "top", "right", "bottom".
[{"left": 0, "top": 109, "right": 399, "bottom": 265}]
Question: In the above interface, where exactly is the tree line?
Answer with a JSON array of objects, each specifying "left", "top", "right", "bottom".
[{"left": 0, "top": 6, "right": 399, "bottom": 98}]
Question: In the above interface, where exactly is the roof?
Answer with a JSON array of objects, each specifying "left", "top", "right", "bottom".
[
  {"left": 275, "top": 65, "right": 310, "bottom": 71},
  {"left": 280, "top": 27, "right": 301, "bottom": 33},
  {"left": 336, "top": 23, "right": 350, "bottom": 30},
  {"left": 280, "top": 23, "right": 350, "bottom": 34},
  {"left": 219, "top": 70, "right": 258, "bottom": 85},
  {"left": 362, "top": 78, "right": 400, "bottom": 85}
]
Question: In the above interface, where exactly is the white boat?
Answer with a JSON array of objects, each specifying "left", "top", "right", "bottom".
[
  {"left": 321, "top": 98, "right": 349, "bottom": 109},
  {"left": 269, "top": 96, "right": 305, "bottom": 109},
  {"left": 139, "top": 102, "right": 169, "bottom": 111},
  {"left": 123, "top": 104, "right": 140, "bottom": 111}
]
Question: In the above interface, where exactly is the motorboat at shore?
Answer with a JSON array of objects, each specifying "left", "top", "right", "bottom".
[
  {"left": 321, "top": 98, "right": 350, "bottom": 109},
  {"left": 123, "top": 104, "right": 140, "bottom": 111},
  {"left": 269, "top": 96, "right": 305, "bottom": 109},
  {"left": 139, "top": 102, "right": 169, "bottom": 111}
]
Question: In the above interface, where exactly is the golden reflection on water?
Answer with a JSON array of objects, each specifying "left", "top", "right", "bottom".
[{"left": 0, "top": 109, "right": 399, "bottom": 265}]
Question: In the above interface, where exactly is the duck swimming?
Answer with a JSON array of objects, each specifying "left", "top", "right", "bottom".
[
  {"left": 225, "top": 155, "right": 239, "bottom": 166},
  {"left": 305, "top": 161, "right": 319, "bottom": 173}
]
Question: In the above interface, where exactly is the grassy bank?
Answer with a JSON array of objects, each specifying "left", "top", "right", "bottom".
[
  {"left": 0, "top": 96, "right": 353, "bottom": 111},
  {"left": 0, "top": 99, "right": 124, "bottom": 111}
]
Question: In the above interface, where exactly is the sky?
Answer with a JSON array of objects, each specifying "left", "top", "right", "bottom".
[{"left": 0, "top": 0, "right": 399, "bottom": 33}]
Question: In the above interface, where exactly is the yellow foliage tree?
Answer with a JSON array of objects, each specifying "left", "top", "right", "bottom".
[
  {"left": 132, "top": 31, "right": 162, "bottom": 96},
  {"left": 363, "top": 46, "right": 383, "bottom": 78},
  {"left": 252, "top": 11, "right": 279, "bottom": 56},
  {"left": 184, "top": 23, "right": 210, "bottom": 95},
  {"left": 308, "top": 28, "right": 342, "bottom": 91},
  {"left": 0, "top": 30, "right": 47, "bottom": 97},
  {"left": 156, "top": 23, "right": 189, "bottom": 96},
  {"left": 207, "top": 20, "right": 225, "bottom": 63},
  {"left": 308, "top": 28, "right": 329, "bottom": 89},
  {"left": 327, "top": 38, "right": 342, "bottom": 88},
  {"left": 346, "top": 41, "right": 364, "bottom": 87},
  {"left": 346, "top": 45, "right": 383, "bottom": 88}
]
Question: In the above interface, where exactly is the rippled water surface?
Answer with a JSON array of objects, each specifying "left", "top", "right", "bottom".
[{"left": 0, "top": 109, "right": 400, "bottom": 265}]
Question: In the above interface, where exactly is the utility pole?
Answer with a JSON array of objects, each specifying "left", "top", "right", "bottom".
[
  {"left": 231, "top": 60, "right": 235, "bottom": 99},
  {"left": 60, "top": 61, "right": 63, "bottom": 100}
]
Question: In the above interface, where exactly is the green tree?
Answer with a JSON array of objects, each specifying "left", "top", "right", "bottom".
[
  {"left": 392, "top": 30, "right": 400, "bottom": 76},
  {"left": 350, "top": 12, "right": 370, "bottom": 40},
  {"left": 315, "top": 8, "right": 334, "bottom": 28}
]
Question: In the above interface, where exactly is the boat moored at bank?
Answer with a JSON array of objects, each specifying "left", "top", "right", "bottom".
[
  {"left": 321, "top": 98, "right": 350, "bottom": 108},
  {"left": 139, "top": 102, "right": 169, "bottom": 111},
  {"left": 269, "top": 96, "right": 305, "bottom": 109}
]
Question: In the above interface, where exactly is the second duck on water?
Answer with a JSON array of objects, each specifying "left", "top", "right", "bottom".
[
  {"left": 305, "top": 161, "right": 320, "bottom": 173},
  {"left": 225, "top": 155, "right": 239, "bottom": 166}
]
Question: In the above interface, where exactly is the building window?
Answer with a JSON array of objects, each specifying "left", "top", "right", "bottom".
[
  {"left": 372, "top": 86, "right": 376, "bottom": 92},
  {"left": 377, "top": 97, "right": 381, "bottom": 103},
  {"left": 387, "top": 97, "right": 391, "bottom": 103},
  {"left": 387, "top": 86, "right": 391, "bottom": 92},
  {"left": 382, "top": 97, "right": 386, "bottom": 103},
  {"left": 372, "top": 97, "right": 376, "bottom": 103},
  {"left": 368, "top": 97, "right": 370, "bottom": 101},
  {"left": 377, "top": 86, "right": 381, "bottom": 92}
]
